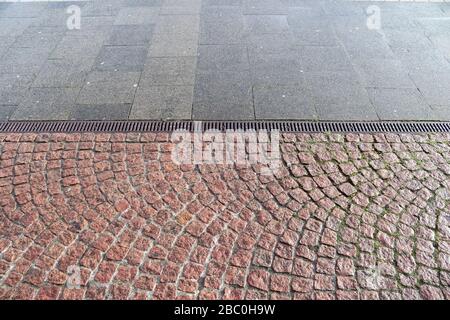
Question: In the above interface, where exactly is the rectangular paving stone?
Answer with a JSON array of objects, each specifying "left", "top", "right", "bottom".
[
  {"left": 154, "top": 14, "right": 200, "bottom": 34},
  {"left": 417, "top": 18, "right": 450, "bottom": 36},
  {"left": 247, "top": 33, "right": 299, "bottom": 55},
  {"left": 0, "top": 106, "right": 16, "bottom": 121},
  {"left": 243, "top": 0, "right": 288, "bottom": 15},
  {"left": 330, "top": 15, "right": 367, "bottom": 36},
  {"left": 193, "top": 71, "right": 254, "bottom": 120},
  {"left": 282, "top": 2, "right": 324, "bottom": 15},
  {"left": 303, "top": 71, "right": 366, "bottom": 92},
  {"left": 160, "top": 0, "right": 202, "bottom": 15},
  {"left": 201, "top": 6, "right": 242, "bottom": 21},
  {"left": 51, "top": 33, "right": 106, "bottom": 60},
  {"left": 320, "top": 1, "right": 364, "bottom": 16},
  {"left": 244, "top": 15, "right": 289, "bottom": 34},
  {"left": 76, "top": 1, "right": 123, "bottom": 17},
  {"left": 380, "top": 3, "right": 444, "bottom": 18},
  {"left": 291, "top": 28, "right": 338, "bottom": 47},
  {"left": 130, "top": 86, "right": 193, "bottom": 119},
  {"left": 72, "top": 16, "right": 115, "bottom": 32},
  {"left": 197, "top": 45, "right": 249, "bottom": 73},
  {"left": 10, "top": 87, "right": 80, "bottom": 120},
  {"left": 125, "top": 0, "right": 163, "bottom": 6},
  {"left": 21, "top": 25, "right": 66, "bottom": 35},
  {"left": 0, "top": 87, "right": 28, "bottom": 107},
  {"left": 0, "top": 73, "right": 35, "bottom": 106},
  {"left": 106, "top": 25, "right": 154, "bottom": 46},
  {"left": 429, "top": 35, "right": 450, "bottom": 60},
  {"left": 46, "top": 1, "right": 88, "bottom": 9},
  {"left": 379, "top": 13, "right": 419, "bottom": 31},
  {"left": 94, "top": 46, "right": 148, "bottom": 72},
  {"left": 254, "top": 85, "right": 317, "bottom": 120},
  {"left": 0, "top": 35, "right": 14, "bottom": 53},
  {"left": 430, "top": 105, "right": 450, "bottom": 120},
  {"left": 76, "top": 71, "right": 140, "bottom": 105},
  {"left": 203, "top": 0, "right": 243, "bottom": 6},
  {"left": 314, "top": 101, "right": 378, "bottom": 121},
  {"left": 70, "top": 104, "right": 132, "bottom": 120},
  {"left": 368, "top": 88, "right": 435, "bottom": 121},
  {"left": 397, "top": 50, "right": 450, "bottom": 73},
  {"left": 200, "top": 8, "right": 245, "bottom": 44},
  {"left": 0, "top": 3, "right": 45, "bottom": 18},
  {"left": 339, "top": 30, "right": 395, "bottom": 60},
  {"left": 0, "top": 46, "right": 49, "bottom": 75},
  {"left": 11, "top": 26, "right": 64, "bottom": 50},
  {"left": 249, "top": 52, "right": 305, "bottom": 86},
  {"left": 352, "top": 59, "right": 416, "bottom": 89},
  {"left": 148, "top": 33, "right": 198, "bottom": 57},
  {"left": 409, "top": 71, "right": 450, "bottom": 106},
  {"left": 200, "top": 20, "right": 246, "bottom": 45},
  {"left": 303, "top": 72, "right": 378, "bottom": 121},
  {"left": 114, "top": 7, "right": 160, "bottom": 25},
  {"left": 140, "top": 57, "right": 197, "bottom": 86},
  {"left": 288, "top": 12, "right": 331, "bottom": 28},
  {"left": 288, "top": 14, "right": 337, "bottom": 46},
  {"left": 31, "top": 8, "right": 71, "bottom": 28},
  {"left": 440, "top": 3, "right": 450, "bottom": 14},
  {"left": 32, "top": 58, "right": 94, "bottom": 88},
  {"left": 386, "top": 30, "right": 435, "bottom": 53},
  {"left": 0, "top": 17, "right": 36, "bottom": 37},
  {"left": 297, "top": 46, "right": 353, "bottom": 72}
]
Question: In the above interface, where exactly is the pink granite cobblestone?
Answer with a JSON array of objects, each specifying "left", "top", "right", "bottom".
[{"left": 0, "top": 132, "right": 449, "bottom": 300}]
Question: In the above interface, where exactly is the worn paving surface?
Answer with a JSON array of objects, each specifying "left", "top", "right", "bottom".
[
  {"left": 0, "top": 131, "right": 450, "bottom": 300},
  {"left": 0, "top": 0, "right": 450, "bottom": 121}
]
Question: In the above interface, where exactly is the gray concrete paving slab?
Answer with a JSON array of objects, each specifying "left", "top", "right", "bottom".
[
  {"left": 244, "top": 15, "right": 290, "bottom": 35},
  {"left": 105, "top": 24, "right": 154, "bottom": 46},
  {"left": 32, "top": 58, "right": 93, "bottom": 88},
  {"left": 254, "top": 85, "right": 317, "bottom": 120},
  {"left": 76, "top": 71, "right": 140, "bottom": 105},
  {"left": 200, "top": 19, "right": 246, "bottom": 45},
  {"left": 130, "top": 85, "right": 193, "bottom": 119},
  {"left": 367, "top": 88, "right": 435, "bottom": 121},
  {"left": 114, "top": 7, "right": 160, "bottom": 25},
  {"left": 141, "top": 56, "right": 197, "bottom": 86},
  {"left": 192, "top": 71, "right": 254, "bottom": 120},
  {"left": 197, "top": 45, "right": 249, "bottom": 73},
  {"left": 10, "top": 87, "right": 80, "bottom": 120},
  {"left": 352, "top": 58, "right": 416, "bottom": 89},
  {"left": 297, "top": 46, "right": 353, "bottom": 72},
  {"left": 161, "top": 0, "right": 202, "bottom": 15},
  {"left": 70, "top": 103, "right": 132, "bottom": 120},
  {"left": 154, "top": 14, "right": 199, "bottom": 34},
  {"left": 304, "top": 71, "right": 378, "bottom": 121},
  {"left": 0, "top": 73, "right": 34, "bottom": 106},
  {"left": 148, "top": 33, "right": 198, "bottom": 57},
  {"left": 94, "top": 46, "right": 148, "bottom": 72},
  {"left": 0, "top": 106, "right": 16, "bottom": 121}
]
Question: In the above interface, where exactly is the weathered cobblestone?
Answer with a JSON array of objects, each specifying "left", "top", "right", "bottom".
[{"left": 0, "top": 132, "right": 450, "bottom": 300}]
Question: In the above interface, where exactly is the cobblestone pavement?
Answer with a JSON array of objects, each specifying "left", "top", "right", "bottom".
[
  {"left": 0, "top": 131, "right": 450, "bottom": 300},
  {"left": 1, "top": 0, "right": 450, "bottom": 121}
]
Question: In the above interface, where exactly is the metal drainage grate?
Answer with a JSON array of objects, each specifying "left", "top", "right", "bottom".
[{"left": 1, "top": 121, "right": 450, "bottom": 133}]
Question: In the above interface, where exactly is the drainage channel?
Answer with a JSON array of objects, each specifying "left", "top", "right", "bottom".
[{"left": 1, "top": 121, "right": 450, "bottom": 133}]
